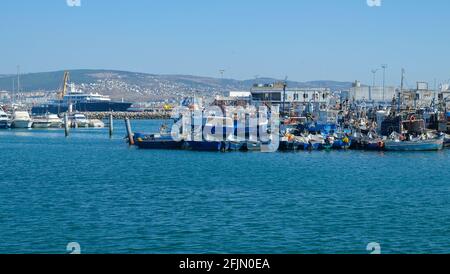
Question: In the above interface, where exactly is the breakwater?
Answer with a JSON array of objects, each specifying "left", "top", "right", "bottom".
[{"left": 81, "top": 111, "right": 170, "bottom": 120}]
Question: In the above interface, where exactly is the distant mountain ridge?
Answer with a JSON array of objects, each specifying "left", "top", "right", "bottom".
[{"left": 0, "top": 69, "right": 353, "bottom": 101}]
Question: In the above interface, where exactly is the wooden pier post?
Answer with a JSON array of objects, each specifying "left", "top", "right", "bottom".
[
  {"left": 125, "top": 118, "right": 134, "bottom": 145},
  {"left": 109, "top": 113, "right": 114, "bottom": 137},
  {"left": 64, "top": 113, "right": 69, "bottom": 137}
]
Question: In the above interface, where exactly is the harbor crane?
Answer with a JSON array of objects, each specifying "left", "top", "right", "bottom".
[{"left": 58, "top": 71, "right": 70, "bottom": 99}]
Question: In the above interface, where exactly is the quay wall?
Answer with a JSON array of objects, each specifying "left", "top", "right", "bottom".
[{"left": 81, "top": 112, "right": 170, "bottom": 120}]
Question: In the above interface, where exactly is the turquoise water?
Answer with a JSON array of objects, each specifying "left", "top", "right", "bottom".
[{"left": 0, "top": 120, "right": 449, "bottom": 254}]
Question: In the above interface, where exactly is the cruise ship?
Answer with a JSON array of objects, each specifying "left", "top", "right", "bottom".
[{"left": 31, "top": 83, "right": 132, "bottom": 115}]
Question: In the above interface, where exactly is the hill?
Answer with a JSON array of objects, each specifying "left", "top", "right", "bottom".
[{"left": 0, "top": 69, "right": 353, "bottom": 102}]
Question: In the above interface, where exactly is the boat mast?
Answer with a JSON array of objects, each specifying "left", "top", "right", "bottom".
[
  {"left": 282, "top": 76, "right": 288, "bottom": 117},
  {"left": 11, "top": 78, "right": 15, "bottom": 106},
  {"left": 398, "top": 68, "right": 404, "bottom": 113},
  {"left": 16, "top": 65, "right": 20, "bottom": 106}
]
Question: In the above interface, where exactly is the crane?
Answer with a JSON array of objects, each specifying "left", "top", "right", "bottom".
[{"left": 59, "top": 71, "right": 70, "bottom": 99}]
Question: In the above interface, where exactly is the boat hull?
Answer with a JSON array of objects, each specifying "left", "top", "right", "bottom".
[
  {"left": 11, "top": 120, "right": 33, "bottom": 129},
  {"left": 186, "top": 141, "right": 228, "bottom": 151},
  {"left": 49, "top": 122, "right": 63, "bottom": 128},
  {"left": 279, "top": 141, "right": 320, "bottom": 151},
  {"left": 332, "top": 140, "right": 351, "bottom": 150},
  {"left": 0, "top": 120, "right": 9, "bottom": 129},
  {"left": 384, "top": 139, "right": 444, "bottom": 151},
  {"left": 32, "top": 122, "right": 52, "bottom": 129},
  {"left": 241, "top": 141, "right": 261, "bottom": 151},
  {"left": 444, "top": 135, "right": 450, "bottom": 147},
  {"left": 228, "top": 141, "right": 245, "bottom": 151},
  {"left": 133, "top": 133, "right": 184, "bottom": 150},
  {"left": 365, "top": 141, "right": 385, "bottom": 151},
  {"left": 31, "top": 101, "right": 133, "bottom": 115},
  {"left": 309, "top": 142, "right": 323, "bottom": 150},
  {"left": 136, "top": 140, "right": 183, "bottom": 150}
]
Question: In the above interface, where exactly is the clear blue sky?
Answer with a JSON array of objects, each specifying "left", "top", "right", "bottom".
[{"left": 1, "top": 0, "right": 449, "bottom": 86}]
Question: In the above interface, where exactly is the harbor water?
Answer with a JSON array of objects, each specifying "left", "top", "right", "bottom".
[{"left": 0, "top": 120, "right": 449, "bottom": 254}]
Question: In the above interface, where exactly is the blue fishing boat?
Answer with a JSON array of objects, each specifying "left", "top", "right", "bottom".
[
  {"left": 384, "top": 136, "right": 444, "bottom": 151},
  {"left": 364, "top": 140, "right": 385, "bottom": 151},
  {"left": 332, "top": 137, "right": 352, "bottom": 150},
  {"left": 134, "top": 133, "right": 184, "bottom": 150},
  {"left": 307, "top": 134, "right": 326, "bottom": 150},
  {"left": 309, "top": 141, "right": 323, "bottom": 150},
  {"left": 280, "top": 134, "right": 312, "bottom": 151},
  {"left": 279, "top": 140, "right": 296, "bottom": 151}
]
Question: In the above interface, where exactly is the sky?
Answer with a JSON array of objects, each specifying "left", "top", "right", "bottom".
[{"left": 1, "top": 0, "right": 450, "bottom": 87}]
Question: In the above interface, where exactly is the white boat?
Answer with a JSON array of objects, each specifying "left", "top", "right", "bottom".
[
  {"left": 11, "top": 111, "right": 33, "bottom": 129},
  {"left": 72, "top": 113, "right": 89, "bottom": 128},
  {"left": 32, "top": 113, "right": 62, "bottom": 129},
  {"left": 0, "top": 110, "right": 10, "bottom": 129},
  {"left": 47, "top": 114, "right": 63, "bottom": 128},
  {"left": 88, "top": 119, "right": 105, "bottom": 128},
  {"left": 32, "top": 119, "right": 52, "bottom": 128}
]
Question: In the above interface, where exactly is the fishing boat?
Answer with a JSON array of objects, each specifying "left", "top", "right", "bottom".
[
  {"left": 364, "top": 139, "right": 385, "bottom": 151},
  {"left": 323, "top": 136, "right": 334, "bottom": 150},
  {"left": 134, "top": 133, "right": 184, "bottom": 150},
  {"left": 444, "top": 134, "right": 450, "bottom": 148},
  {"left": 384, "top": 134, "right": 444, "bottom": 151},
  {"left": 331, "top": 135, "right": 351, "bottom": 150},
  {"left": 280, "top": 133, "right": 325, "bottom": 151},
  {"left": 11, "top": 111, "right": 33, "bottom": 129},
  {"left": 0, "top": 109, "right": 10, "bottom": 129},
  {"left": 351, "top": 131, "right": 385, "bottom": 151},
  {"left": 308, "top": 134, "right": 325, "bottom": 150},
  {"left": 279, "top": 140, "right": 297, "bottom": 151}
]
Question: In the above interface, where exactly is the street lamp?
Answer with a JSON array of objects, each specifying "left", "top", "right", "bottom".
[{"left": 371, "top": 69, "right": 379, "bottom": 88}]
